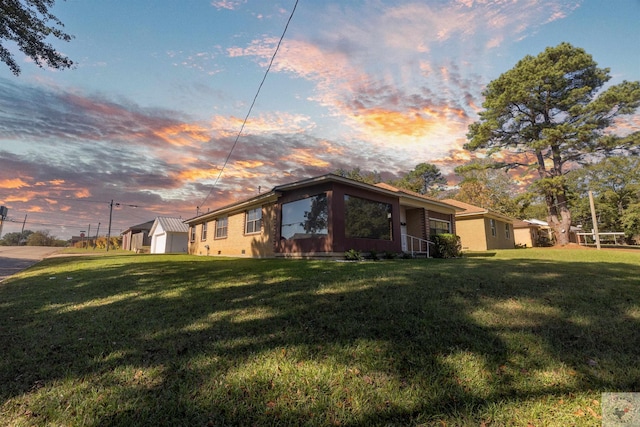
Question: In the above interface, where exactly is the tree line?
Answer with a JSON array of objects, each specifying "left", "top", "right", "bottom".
[{"left": 0, "top": 230, "right": 67, "bottom": 247}]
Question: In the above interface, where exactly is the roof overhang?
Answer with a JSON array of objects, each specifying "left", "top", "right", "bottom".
[{"left": 185, "top": 174, "right": 462, "bottom": 224}]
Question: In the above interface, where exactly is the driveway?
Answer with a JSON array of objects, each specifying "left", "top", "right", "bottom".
[{"left": 0, "top": 246, "right": 63, "bottom": 282}]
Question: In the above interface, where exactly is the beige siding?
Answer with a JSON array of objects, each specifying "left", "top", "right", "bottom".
[
  {"left": 514, "top": 227, "right": 535, "bottom": 247},
  {"left": 456, "top": 216, "right": 515, "bottom": 251},
  {"left": 455, "top": 217, "right": 488, "bottom": 251},
  {"left": 189, "top": 203, "right": 275, "bottom": 257}
]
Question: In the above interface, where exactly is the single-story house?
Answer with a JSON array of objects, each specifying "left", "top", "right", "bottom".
[
  {"left": 513, "top": 218, "right": 581, "bottom": 247},
  {"left": 513, "top": 219, "right": 553, "bottom": 247},
  {"left": 121, "top": 220, "right": 154, "bottom": 252},
  {"left": 185, "top": 174, "right": 460, "bottom": 258},
  {"left": 441, "top": 199, "right": 515, "bottom": 251},
  {"left": 150, "top": 217, "right": 189, "bottom": 254}
]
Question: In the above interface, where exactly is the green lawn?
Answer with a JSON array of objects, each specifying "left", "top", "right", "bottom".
[{"left": 1, "top": 249, "right": 638, "bottom": 426}]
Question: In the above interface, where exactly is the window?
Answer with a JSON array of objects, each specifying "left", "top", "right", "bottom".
[
  {"left": 505, "top": 223, "right": 511, "bottom": 239},
  {"left": 201, "top": 222, "right": 208, "bottom": 241},
  {"left": 190, "top": 226, "right": 196, "bottom": 242},
  {"left": 490, "top": 219, "right": 497, "bottom": 237},
  {"left": 215, "top": 217, "right": 228, "bottom": 239},
  {"left": 245, "top": 207, "right": 262, "bottom": 234},
  {"left": 429, "top": 219, "right": 450, "bottom": 236},
  {"left": 344, "top": 195, "right": 392, "bottom": 240},
  {"left": 281, "top": 194, "right": 328, "bottom": 240}
]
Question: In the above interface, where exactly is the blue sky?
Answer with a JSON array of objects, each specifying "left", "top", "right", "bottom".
[{"left": 0, "top": 0, "right": 638, "bottom": 239}]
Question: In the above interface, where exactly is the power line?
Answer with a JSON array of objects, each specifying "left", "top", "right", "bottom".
[{"left": 199, "top": 0, "right": 299, "bottom": 210}]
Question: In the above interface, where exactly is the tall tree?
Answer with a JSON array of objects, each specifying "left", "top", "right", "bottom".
[
  {"left": 452, "top": 159, "right": 519, "bottom": 217},
  {"left": 0, "top": 230, "right": 33, "bottom": 245},
  {"left": 466, "top": 43, "right": 640, "bottom": 245},
  {"left": 0, "top": 0, "right": 74, "bottom": 75},
  {"left": 334, "top": 167, "right": 381, "bottom": 184},
  {"left": 393, "top": 163, "right": 447, "bottom": 196},
  {"left": 566, "top": 156, "right": 640, "bottom": 240}
]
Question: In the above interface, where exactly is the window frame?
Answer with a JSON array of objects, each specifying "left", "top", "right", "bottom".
[
  {"left": 343, "top": 194, "right": 393, "bottom": 241},
  {"left": 189, "top": 226, "right": 196, "bottom": 242},
  {"left": 281, "top": 193, "right": 329, "bottom": 240},
  {"left": 505, "top": 223, "right": 511, "bottom": 239},
  {"left": 429, "top": 218, "right": 451, "bottom": 236},
  {"left": 215, "top": 216, "right": 228, "bottom": 239},
  {"left": 245, "top": 207, "right": 262, "bottom": 235},
  {"left": 201, "top": 222, "right": 208, "bottom": 241}
]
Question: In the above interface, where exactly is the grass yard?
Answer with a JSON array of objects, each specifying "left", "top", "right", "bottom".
[{"left": 0, "top": 249, "right": 638, "bottom": 426}]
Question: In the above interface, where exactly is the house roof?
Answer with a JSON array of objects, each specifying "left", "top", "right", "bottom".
[
  {"left": 442, "top": 199, "right": 514, "bottom": 222},
  {"left": 150, "top": 217, "right": 189, "bottom": 235},
  {"left": 513, "top": 218, "right": 550, "bottom": 229},
  {"left": 186, "top": 174, "right": 460, "bottom": 224},
  {"left": 121, "top": 220, "right": 155, "bottom": 235},
  {"left": 373, "top": 182, "right": 462, "bottom": 211}
]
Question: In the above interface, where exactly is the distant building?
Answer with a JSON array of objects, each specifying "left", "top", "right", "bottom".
[
  {"left": 149, "top": 217, "right": 189, "bottom": 254},
  {"left": 121, "top": 220, "right": 154, "bottom": 252},
  {"left": 441, "top": 199, "right": 516, "bottom": 251}
]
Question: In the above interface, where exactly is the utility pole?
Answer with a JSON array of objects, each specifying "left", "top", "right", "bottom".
[
  {"left": 86, "top": 224, "right": 91, "bottom": 249},
  {"left": 589, "top": 190, "right": 601, "bottom": 250},
  {"left": 106, "top": 200, "right": 137, "bottom": 251},
  {"left": 94, "top": 222, "right": 100, "bottom": 250},
  {"left": 20, "top": 214, "right": 27, "bottom": 246},
  {"left": 107, "top": 200, "right": 114, "bottom": 251}
]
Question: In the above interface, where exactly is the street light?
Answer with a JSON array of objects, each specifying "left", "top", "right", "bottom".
[{"left": 106, "top": 200, "right": 139, "bottom": 251}]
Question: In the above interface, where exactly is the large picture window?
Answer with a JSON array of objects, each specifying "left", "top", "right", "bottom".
[
  {"left": 344, "top": 195, "right": 392, "bottom": 240},
  {"left": 245, "top": 207, "right": 262, "bottom": 234},
  {"left": 215, "top": 217, "right": 228, "bottom": 239},
  {"left": 281, "top": 194, "right": 328, "bottom": 240},
  {"left": 429, "top": 219, "right": 450, "bottom": 236}
]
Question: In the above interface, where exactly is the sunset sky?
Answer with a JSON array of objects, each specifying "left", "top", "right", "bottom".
[{"left": 1, "top": 0, "right": 639, "bottom": 240}]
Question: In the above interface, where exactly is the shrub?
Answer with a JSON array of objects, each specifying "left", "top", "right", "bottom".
[
  {"left": 344, "top": 249, "right": 362, "bottom": 261},
  {"left": 431, "top": 233, "right": 462, "bottom": 258},
  {"left": 383, "top": 251, "right": 398, "bottom": 259}
]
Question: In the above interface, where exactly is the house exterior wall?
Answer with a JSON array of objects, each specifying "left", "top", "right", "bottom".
[
  {"left": 190, "top": 203, "right": 276, "bottom": 257},
  {"left": 405, "top": 209, "right": 425, "bottom": 239},
  {"left": 274, "top": 181, "right": 334, "bottom": 256},
  {"left": 166, "top": 232, "right": 188, "bottom": 253},
  {"left": 186, "top": 176, "right": 457, "bottom": 258},
  {"left": 131, "top": 232, "right": 146, "bottom": 252},
  {"left": 455, "top": 217, "right": 489, "bottom": 251},
  {"left": 514, "top": 226, "right": 536, "bottom": 247},
  {"left": 485, "top": 217, "right": 515, "bottom": 250},
  {"left": 330, "top": 182, "right": 401, "bottom": 254},
  {"left": 274, "top": 181, "right": 401, "bottom": 256},
  {"left": 456, "top": 215, "right": 515, "bottom": 251},
  {"left": 122, "top": 231, "right": 132, "bottom": 251}
]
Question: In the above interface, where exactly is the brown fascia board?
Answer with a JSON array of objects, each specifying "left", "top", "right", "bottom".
[
  {"left": 281, "top": 174, "right": 459, "bottom": 212},
  {"left": 185, "top": 191, "right": 279, "bottom": 224},
  {"left": 375, "top": 182, "right": 463, "bottom": 212},
  {"left": 441, "top": 198, "right": 514, "bottom": 221},
  {"left": 185, "top": 173, "right": 461, "bottom": 224},
  {"left": 454, "top": 208, "right": 514, "bottom": 223}
]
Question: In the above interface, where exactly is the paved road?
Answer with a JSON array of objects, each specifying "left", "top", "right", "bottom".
[{"left": 0, "top": 246, "right": 63, "bottom": 282}]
